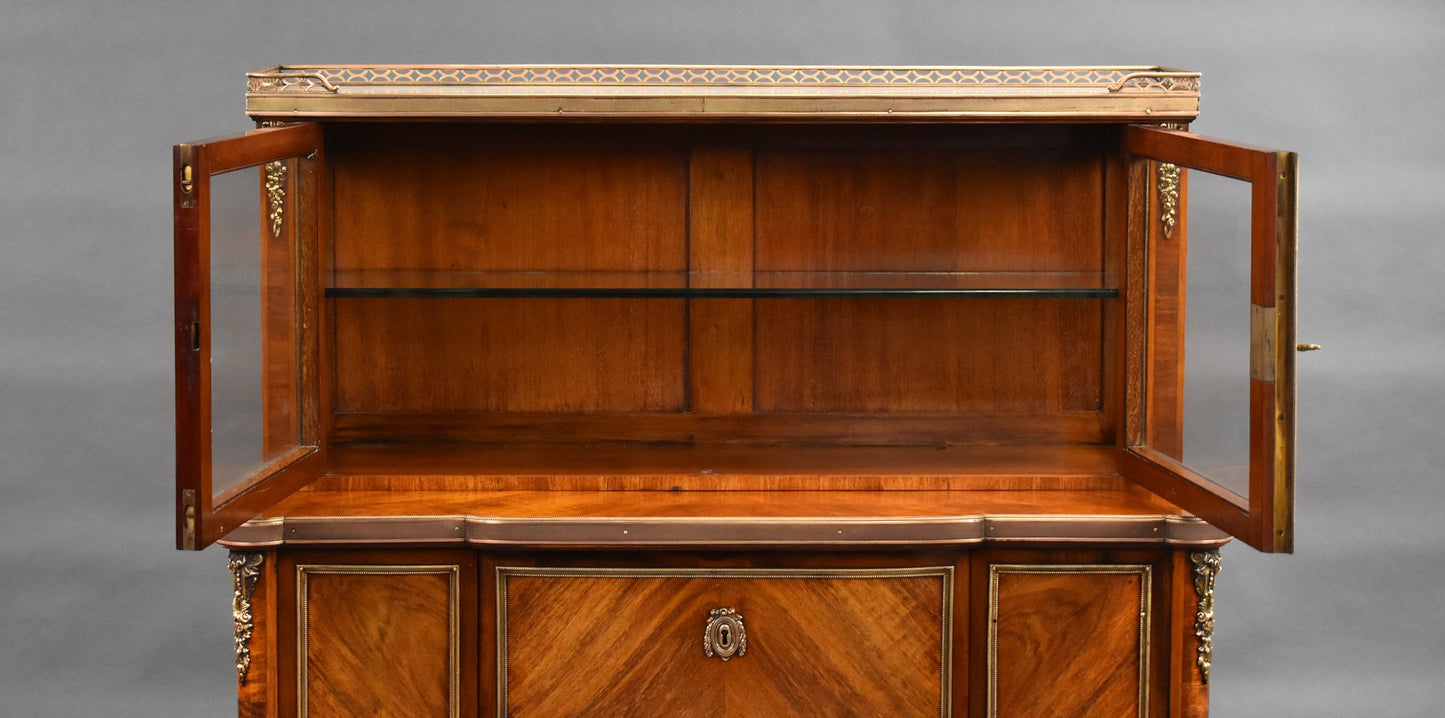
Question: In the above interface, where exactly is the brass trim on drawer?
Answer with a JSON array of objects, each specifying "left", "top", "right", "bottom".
[
  {"left": 495, "top": 566, "right": 954, "bottom": 718},
  {"left": 987, "top": 564, "right": 1153, "bottom": 718},
  {"left": 296, "top": 564, "right": 461, "bottom": 718}
]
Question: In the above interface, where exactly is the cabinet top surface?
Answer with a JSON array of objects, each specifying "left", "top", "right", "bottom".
[{"left": 246, "top": 64, "right": 1200, "bottom": 120}]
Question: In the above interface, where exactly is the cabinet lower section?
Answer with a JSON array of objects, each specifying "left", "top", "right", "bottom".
[{"left": 229, "top": 548, "right": 1218, "bottom": 717}]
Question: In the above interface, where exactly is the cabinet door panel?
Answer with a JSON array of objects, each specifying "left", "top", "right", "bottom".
[
  {"left": 1120, "top": 126, "right": 1298, "bottom": 553},
  {"left": 174, "top": 124, "right": 324, "bottom": 549},
  {"left": 988, "top": 564, "right": 1152, "bottom": 718},
  {"left": 298, "top": 565, "right": 461, "bottom": 717}
]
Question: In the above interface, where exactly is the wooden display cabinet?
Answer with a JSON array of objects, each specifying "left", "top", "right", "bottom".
[{"left": 173, "top": 65, "right": 1299, "bottom": 717}]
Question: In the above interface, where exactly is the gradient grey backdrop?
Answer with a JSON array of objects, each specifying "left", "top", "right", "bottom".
[{"left": 3, "top": 1, "right": 1442, "bottom": 715}]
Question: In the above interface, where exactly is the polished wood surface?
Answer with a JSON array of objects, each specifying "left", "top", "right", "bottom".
[
  {"left": 333, "top": 298, "right": 686, "bottom": 413},
  {"left": 262, "top": 485, "right": 1180, "bottom": 520},
  {"left": 499, "top": 568, "right": 949, "bottom": 716},
  {"left": 313, "top": 443, "right": 1122, "bottom": 491},
  {"left": 282, "top": 550, "right": 477, "bottom": 718},
  {"left": 989, "top": 564, "right": 1150, "bottom": 717},
  {"left": 755, "top": 297, "right": 1102, "bottom": 413},
  {"left": 237, "top": 551, "right": 278, "bottom": 718},
  {"left": 302, "top": 571, "right": 452, "bottom": 716},
  {"left": 329, "top": 125, "right": 687, "bottom": 274},
  {"left": 1170, "top": 550, "right": 1210, "bottom": 717},
  {"left": 754, "top": 146, "right": 1104, "bottom": 273}
]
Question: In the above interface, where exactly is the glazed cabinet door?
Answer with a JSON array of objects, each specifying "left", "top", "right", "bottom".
[
  {"left": 174, "top": 124, "right": 325, "bottom": 549},
  {"left": 1120, "top": 126, "right": 1298, "bottom": 553}
]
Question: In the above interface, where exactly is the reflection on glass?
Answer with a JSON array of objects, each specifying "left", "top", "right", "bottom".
[
  {"left": 209, "top": 162, "right": 299, "bottom": 499},
  {"left": 1175, "top": 168, "right": 1252, "bottom": 499}
]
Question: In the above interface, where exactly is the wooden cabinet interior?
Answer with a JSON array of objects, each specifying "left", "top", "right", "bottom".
[{"left": 176, "top": 65, "right": 1296, "bottom": 717}]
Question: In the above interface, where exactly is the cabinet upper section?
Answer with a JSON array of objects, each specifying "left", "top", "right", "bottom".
[{"left": 245, "top": 64, "right": 1200, "bottom": 121}]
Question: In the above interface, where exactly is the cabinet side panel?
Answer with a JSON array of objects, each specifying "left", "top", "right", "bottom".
[
  {"left": 989, "top": 566, "right": 1149, "bottom": 718},
  {"left": 501, "top": 571, "right": 947, "bottom": 717}
]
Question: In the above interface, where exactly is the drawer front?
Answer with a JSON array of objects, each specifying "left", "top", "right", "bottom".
[{"left": 497, "top": 566, "right": 954, "bottom": 717}]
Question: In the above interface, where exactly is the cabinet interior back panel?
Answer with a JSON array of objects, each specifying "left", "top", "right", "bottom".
[
  {"left": 754, "top": 298, "right": 1103, "bottom": 413},
  {"left": 329, "top": 125, "right": 688, "bottom": 272},
  {"left": 754, "top": 147, "right": 1104, "bottom": 272},
  {"left": 333, "top": 298, "right": 687, "bottom": 413}
]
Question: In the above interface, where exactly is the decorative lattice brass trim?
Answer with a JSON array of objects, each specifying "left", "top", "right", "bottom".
[
  {"left": 228, "top": 552, "right": 264, "bottom": 686},
  {"left": 1190, "top": 550, "right": 1222, "bottom": 684},
  {"left": 249, "top": 65, "right": 1198, "bottom": 92},
  {"left": 987, "top": 564, "right": 1153, "bottom": 718},
  {"left": 296, "top": 564, "right": 461, "bottom": 718}
]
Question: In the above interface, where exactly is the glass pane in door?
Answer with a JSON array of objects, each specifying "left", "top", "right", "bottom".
[
  {"left": 208, "top": 160, "right": 301, "bottom": 499},
  {"left": 1144, "top": 163, "right": 1253, "bottom": 501}
]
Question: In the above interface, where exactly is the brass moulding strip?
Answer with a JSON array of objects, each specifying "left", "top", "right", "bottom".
[
  {"left": 495, "top": 565, "right": 954, "bottom": 718},
  {"left": 987, "top": 564, "right": 1153, "bottom": 718},
  {"left": 228, "top": 551, "right": 264, "bottom": 686},
  {"left": 296, "top": 564, "right": 461, "bottom": 718},
  {"left": 218, "top": 513, "right": 1230, "bottom": 548}
]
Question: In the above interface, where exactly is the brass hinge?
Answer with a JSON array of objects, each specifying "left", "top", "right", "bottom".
[
  {"left": 178, "top": 145, "right": 195, "bottom": 209},
  {"left": 183, "top": 489, "right": 197, "bottom": 550},
  {"left": 1251, "top": 304, "right": 1277, "bottom": 382}
]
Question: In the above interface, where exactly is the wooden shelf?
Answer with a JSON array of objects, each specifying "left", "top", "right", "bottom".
[
  {"left": 221, "top": 484, "right": 1223, "bottom": 549},
  {"left": 316, "top": 443, "right": 1122, "bottom": 491}
]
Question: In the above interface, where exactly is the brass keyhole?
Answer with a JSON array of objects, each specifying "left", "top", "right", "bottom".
[{"left": 704, "top": 607, "right": 746, "bottom": 661}]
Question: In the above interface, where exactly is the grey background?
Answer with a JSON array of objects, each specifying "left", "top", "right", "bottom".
[{"left": 2, "top": 1, "right": 1441, "bottom": 715}]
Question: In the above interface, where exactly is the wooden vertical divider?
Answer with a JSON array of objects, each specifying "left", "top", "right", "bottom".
[{"left": 687, "top": 149, "right": 755, "bottom": 415}]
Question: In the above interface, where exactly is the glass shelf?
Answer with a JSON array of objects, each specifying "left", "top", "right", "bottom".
[{"left": 325, "top": 270, "right": 1118, "bottom": 299}]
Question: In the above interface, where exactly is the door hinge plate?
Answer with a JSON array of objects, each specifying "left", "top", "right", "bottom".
[
  {"left": 1251, "top": 304, "right": 1277, "bottom": 382},
  {"left": 178, "top": 145, "right": 196, "bottom": 209},
  {"left": 183, "top": 489, "right": 197, "bottom": 550}
]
